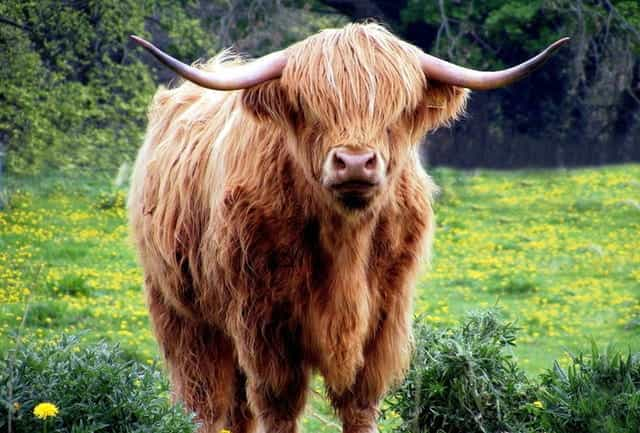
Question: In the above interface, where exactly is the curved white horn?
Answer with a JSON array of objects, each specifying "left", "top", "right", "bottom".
[
  {"left": 419, "top": 38, "right": 570, "bottom": 90},
  {"left": 130, "top": 35, "right": 287, "bottom": 90}
]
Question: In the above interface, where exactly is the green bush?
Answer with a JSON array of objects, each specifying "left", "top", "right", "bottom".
[
  {"left": 0, "top": 335, "right": 197, "bottom": 433},
  {"left": 2, "top": 315, "right": 639, "bottom": 433},
  {"left": 539, "top": 344, "right": 640, "bottom": 433},
  {"left": 387, "top": 311, "right": 640, "bottom": 433},
  {"left": 386, "top": 310, "right": 540, "bottom": 433},
  {"left": 95, "top": 190, "right": 127, "bottom": 210}
]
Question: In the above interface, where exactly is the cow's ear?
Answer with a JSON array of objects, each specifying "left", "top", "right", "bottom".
[
  {"left": 242, "top": 81, "right": 294, "bottom": 125},
  {"left": 409, "top": 82, "right": 469, "bottom": 135}
]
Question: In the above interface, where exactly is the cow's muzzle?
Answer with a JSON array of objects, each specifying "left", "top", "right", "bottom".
[{"left": 322, "top": 147, "right": 385, "bottom": 210}]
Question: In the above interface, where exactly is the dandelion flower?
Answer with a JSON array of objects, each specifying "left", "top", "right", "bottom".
[
  {"left": 33, "top": 402, "right": 59, "bottom": 419},
  {"left": 533, "top": 400, "right": 544, "bottom": 409}
]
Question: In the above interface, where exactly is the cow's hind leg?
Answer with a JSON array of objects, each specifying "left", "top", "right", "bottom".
[{"left": 148, "top": 285, "right": 255, "bottom": 433}]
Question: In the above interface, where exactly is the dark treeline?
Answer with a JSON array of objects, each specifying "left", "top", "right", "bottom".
[{"left": 1, "top": 0, "right": 638, "bottom": 174}]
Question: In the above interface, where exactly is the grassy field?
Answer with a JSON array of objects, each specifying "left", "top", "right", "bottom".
[{"left": 1, "top": 165, "right": 639, "bottom": 431}]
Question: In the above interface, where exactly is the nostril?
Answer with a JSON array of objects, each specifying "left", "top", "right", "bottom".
[
  {"left": 333, "top": 152, "right": 347, "bottom": 171},
  {"left": 365, "top": 153, "right": 377, "bottom": 170}
]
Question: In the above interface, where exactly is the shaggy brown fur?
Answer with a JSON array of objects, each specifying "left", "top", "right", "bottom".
[{"left": 129, "top": 23, "right": 467, "bottom": 433}]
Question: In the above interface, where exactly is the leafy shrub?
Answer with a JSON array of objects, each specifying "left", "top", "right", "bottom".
[
  {"left": 386, "top": 310, "right": 541, "bottom": 433},
  {"left": 538, "top": 344, "right": 640, "bottom": 433},
  {"left": 47, "top": 273, "right": 91, "bottom": 297},
  {"left": 490, "top": 274, "right": 539, "bottom": 295},
  {"left": 95, "top": 190, "right": 127, "bottom": 210},
  {"left": 22, "top": 301, "right": 86, "bottom": 328},
  {"left": 0, "top": 335, "right": 197, "bottom": 433},
  {"left": 387, "top": 311, "right": 640, "bottom": 433}
]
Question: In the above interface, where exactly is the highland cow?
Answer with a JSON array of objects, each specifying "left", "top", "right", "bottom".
[{"left": 128, "top": 23, "right": 567, "bottom": 433}]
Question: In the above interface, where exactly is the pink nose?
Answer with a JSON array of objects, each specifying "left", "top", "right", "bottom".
[{"left": 331, "top": 149, "right": 378, "bottom": 184}]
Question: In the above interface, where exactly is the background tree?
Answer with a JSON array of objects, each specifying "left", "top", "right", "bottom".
[{"left": 0, "top": 0, "right": 343, "bottom": 175}]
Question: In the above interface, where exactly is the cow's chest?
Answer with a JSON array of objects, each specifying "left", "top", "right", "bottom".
[
  {"left": 251, "top": 221, "right": 380, "bottom": 364},
  {"left": 256, "top": 219, "right": 376, "bottom": 301}
]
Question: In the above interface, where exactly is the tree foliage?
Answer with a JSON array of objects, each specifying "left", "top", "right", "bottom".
[
  {"left": 1, "top": 0, "right": 637, "bottom": 172},
  {"left": 0, "top": 0, "right": 344, "bottom": 175},
  {"left": 399, "top": 0, "right": 640, "bottom": 166},
  {"left": 0, "top": 0, "right": 204, "bottom": 173}
]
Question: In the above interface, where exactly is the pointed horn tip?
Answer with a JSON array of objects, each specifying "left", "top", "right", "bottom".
[
  {"left": 129, "top": 35, "right": 150, "bottom": 48},
  {"left": 548, "top": 37, "right": 571, "bottom": 52}
]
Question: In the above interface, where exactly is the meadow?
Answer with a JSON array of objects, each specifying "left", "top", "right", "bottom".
[{"left": 1, "top": 164, "right": 639, "bottom": 431}]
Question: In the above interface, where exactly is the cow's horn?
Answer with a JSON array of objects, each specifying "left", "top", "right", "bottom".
[
  {"left": 129, "top": 35, "right": 287, "bottom": 90},
  {"left": 419, "top": 37, "right": 570, "bottom": 90}
]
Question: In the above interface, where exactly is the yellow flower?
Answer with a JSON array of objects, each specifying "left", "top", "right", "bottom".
[
  {"left": 533, "top": 400, "right": 544, "bottom": 409},
  {"left": 33, "top": 402, "right": 59, "bottom": 419}
]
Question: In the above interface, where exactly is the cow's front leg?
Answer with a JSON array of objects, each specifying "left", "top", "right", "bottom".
[
  {"left": 231, "top": 304, "right": 310, "bottom": 433},
  {"left": 329, "top": 385, "right": 379, "bottom": 433},
  {"left": 328, "top": 302, "right": 413, "bottom": 433},
  {"left": 246, "top": 363, "right": 309, "bottom": 433}
]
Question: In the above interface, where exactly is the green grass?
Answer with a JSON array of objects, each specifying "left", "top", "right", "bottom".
[
  {"left": 423, "top": 166, "right": 640, "bottom": 374},
  {"left": 1, "top": 165, "right": 639, "bottom": 432}
]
